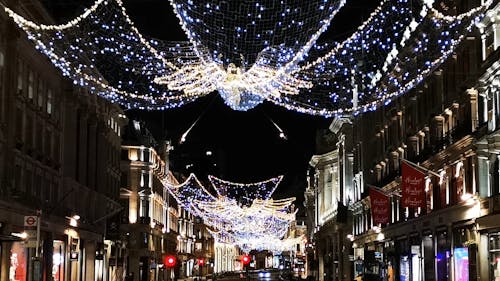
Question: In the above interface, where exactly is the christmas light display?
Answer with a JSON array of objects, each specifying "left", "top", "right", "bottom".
[
  {"left": 2, "top": 0, "right": 492, "bottom": 116},
  {"left": 163, "top": 174, "right": 298, "bottom": 253},
  {"left": 208, "top": 175, "right": 282, "bottom": 207}
]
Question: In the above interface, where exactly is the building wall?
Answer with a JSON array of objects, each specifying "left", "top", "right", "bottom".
[
  {"left": 120, "top": 143, "right": 181, "bottom": 281},
  {"left": 308, "top": 142, "right": 352, "bottom": 281},
  {"left": 307, "top": 1, "right": 500, "bottom": 281},
  {"left": 0, "top": 1, "right": 124, "bottom": 281}
]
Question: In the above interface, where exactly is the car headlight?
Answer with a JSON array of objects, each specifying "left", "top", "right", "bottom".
[
  {"left": 264, "top": 272, "right": 271, "bottom": 278},
  {"left": 258, "top": 272, "right": 264, "bottom": 278}
]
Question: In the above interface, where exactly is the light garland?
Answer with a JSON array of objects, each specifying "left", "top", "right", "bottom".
[
  {"left": 208, "top": 175, "right": 282, "bottom": 206},
  {"left": 2, "top": 0, "right": 492, "bottom": 115},
  {"left": 163, "top": 174, "right": 298, "bottom": 253}
]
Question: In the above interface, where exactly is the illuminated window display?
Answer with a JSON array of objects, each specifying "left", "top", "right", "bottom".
[
  {"left": 399, "top": 256, "right": 409, "bottom": 281},
  {"left": 489, "top": 233, "right": 500, "bottom": 281},
  {"left": 9, "top": 242, "right": 27, "bottom": 281},
  {"left": 454, "top": 247, "right": 469, "bottom": 281},
  {"left": 53, "top": 240, "right": 65, "bottom": 281}
]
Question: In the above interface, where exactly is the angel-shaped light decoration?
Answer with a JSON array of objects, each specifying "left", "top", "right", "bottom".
[{"left": 3, "top": 0, "right": 492, "bottom": 116}]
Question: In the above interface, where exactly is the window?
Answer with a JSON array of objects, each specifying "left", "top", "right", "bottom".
[
  {"left": 17, "top": 59, "right": 23, "bottom": 94},
  {"left": 25, "top": 114, "right": 33, "bottom": 149},
  {"left": 45, "top": 129, "right": 52, "bottom": 159},
  {"left": 13, "top": 161, "right": 23, "bottom": 193},
  {"left": 36, "top": 123, "right": 43, "bottom": 153},
  {"left": 28, "top": 70, "right": 34, "bottom": 100},
  {"left": 35, "top": 172, "right": 42, "bottom": 198},
  {"left": 47, "top": 89, "right": 52, "bottom": 114},
  {"left": 37, "top": 81, "right": 44, "bottom": 108},
  {"left": 15, "top": 107, "right": 23, "bottom": 144},
  {"left": 25, "top": 166, "right": 32, "bottom": 196}
]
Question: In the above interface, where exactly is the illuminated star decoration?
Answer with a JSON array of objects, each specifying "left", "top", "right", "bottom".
[
  {"left": 163, "top": 174, "right": 300, "bottom": 253},
  {"left": 3, "top": 0, "right": 492, "bottom": 116}
]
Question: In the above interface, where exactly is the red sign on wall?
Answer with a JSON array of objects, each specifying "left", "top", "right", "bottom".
[
  {"left": 401, "top": 161, "right": 426, "bottom": 208},
  {"left": 369, "top": 188, "right": 390, "bottom": 225}
]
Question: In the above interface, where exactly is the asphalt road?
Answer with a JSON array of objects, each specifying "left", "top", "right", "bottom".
[{"left": 215, "top": 269, "right": 304, "bottom": 281}]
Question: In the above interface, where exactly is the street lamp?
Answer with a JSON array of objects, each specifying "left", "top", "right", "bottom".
[{"left": 66, "top": 215, "right": 80, "bottom": 227}]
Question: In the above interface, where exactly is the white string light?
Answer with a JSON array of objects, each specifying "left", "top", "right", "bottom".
[
  {"left": 2, "top": 0, "right": 492, "bottom": 115},
  {"left": 163, "top": 174, "right": 297, "bottom": 253}
]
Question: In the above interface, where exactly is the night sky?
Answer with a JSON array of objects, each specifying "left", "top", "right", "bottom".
[{"left": 43, "top": 0, "right": 377, "bottom": 206}]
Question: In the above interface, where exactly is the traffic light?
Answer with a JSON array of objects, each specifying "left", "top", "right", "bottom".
[
  {"left": 242, "top": 255, "right": 251, "bottom": 266},
  {"left": 198, "top": 258, "right": 204, "bottom": 266},
  {"left": 164, "top": 255, "right": 177, "bottom": 268}
]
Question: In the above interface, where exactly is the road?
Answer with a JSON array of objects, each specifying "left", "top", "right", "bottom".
[{"left": 214, "top": 269, "right": 305, "bottom": 281}]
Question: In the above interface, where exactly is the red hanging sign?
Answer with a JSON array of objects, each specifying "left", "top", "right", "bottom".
[
  {"left": 369, "top": 188, "right": 390, "bottom": 225},
  {"left": 401, "top": 161, "right": 426, "bottom": 208}
]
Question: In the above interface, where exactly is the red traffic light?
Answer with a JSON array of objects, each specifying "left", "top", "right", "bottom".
[
  {"left": 198, "top": 258, "right": 204, "bottom": 266},
  {"left": 242, "top": 255, "right": 251, "bottom": 265},
  {"left": 164, "top": 255, "right": 177, "bottom": 268}
]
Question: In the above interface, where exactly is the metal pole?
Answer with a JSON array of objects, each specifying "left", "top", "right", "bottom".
[
  {"left": 401, "top": 159, "right": 441, "bottom": 177},
  {"left": 35, "top": 214, "right": 40, "bottom": 257}
]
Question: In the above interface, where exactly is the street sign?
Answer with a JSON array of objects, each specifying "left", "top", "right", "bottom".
[
  {"left": 25, "top": 230, "right": 37, "bottom": 238},
  {"left": 25, "top": 240, "right": 38, "bottom": 248},
  {"left": 24, "top": 216, "right": 37, "bottom": 227}
]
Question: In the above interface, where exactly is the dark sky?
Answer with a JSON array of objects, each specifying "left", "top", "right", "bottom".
[{"left": 44, "top": 0, "right": 377, "bottom": 206}]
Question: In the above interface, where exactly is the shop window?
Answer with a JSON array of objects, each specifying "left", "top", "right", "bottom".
[
  {"left": 436, "top": 230, "right": 451, "bottom": 281},
  {"left": 422, "top": 234, "right": 435, "bottom": 281},
  {"left": 453, "top": 226, "right": 477, "bottom": 281},
  {"left": 409, "top": 235, "right": 422, "bottom": 281},
  {"left": 489, "top": 233, "right": 500, "bottom": 280},
  {"left": 53, "top": 240, "right": 65, "bottom": 281},
  {"left": 10, "top": 242, "right": 28, "bottom": 281}
]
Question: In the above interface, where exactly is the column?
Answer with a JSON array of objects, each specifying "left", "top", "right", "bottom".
[
  {"left": 477, "top": 154, "right": 490, "bottom": 197},
  {"left": 466, "top": 88, "right": 478, "bottom": 131}
]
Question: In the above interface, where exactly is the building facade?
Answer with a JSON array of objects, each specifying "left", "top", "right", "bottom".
[
  {"left": 307, "top": 118, "right": 354, "bottom": 281},
  {"left": 0, "top": 1, "right": 125, "bottom": 281},
  {"left": 120, "top": 122, "right": 182, "bottom": 281},
  {"left": 307, "top": 1, "right": 500, "bottom": 281}
]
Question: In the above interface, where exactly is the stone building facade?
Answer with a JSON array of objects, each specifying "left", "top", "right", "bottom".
[
  {"left": 0, "top": 1, "right": 125, "bottom": 281},
  {"left": 307, "top": 1, "right": 500, "bottom": 281}
]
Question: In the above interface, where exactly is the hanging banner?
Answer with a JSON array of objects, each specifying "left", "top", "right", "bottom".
[
  {"left": 401, "top": 161, "right": 426, "bottom": 208},
  {"left": 369, "top": 188, "right": 390, "bottom": 225}
]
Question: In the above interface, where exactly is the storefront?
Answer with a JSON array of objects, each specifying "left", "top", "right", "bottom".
[
  {"left": 396, "top": 236, "right": 409, "bottom": 281},
  {"left": 489, "top": 232, "right": 500, "bottom": 281},
  {"left": 52, "top": 239, "right": 66, "bottom": 281},
  {"left": 422, "top": 232, "right": 434, "bottom": 281},
  {"left": 452, "top": 225, "right": 477, "bottom": 281},
  {"left": 9, "top": 242, "right": 28, "bottom": 281},
  {"left": 436, "top": 229, "right": 451, "bottom": 281}
]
